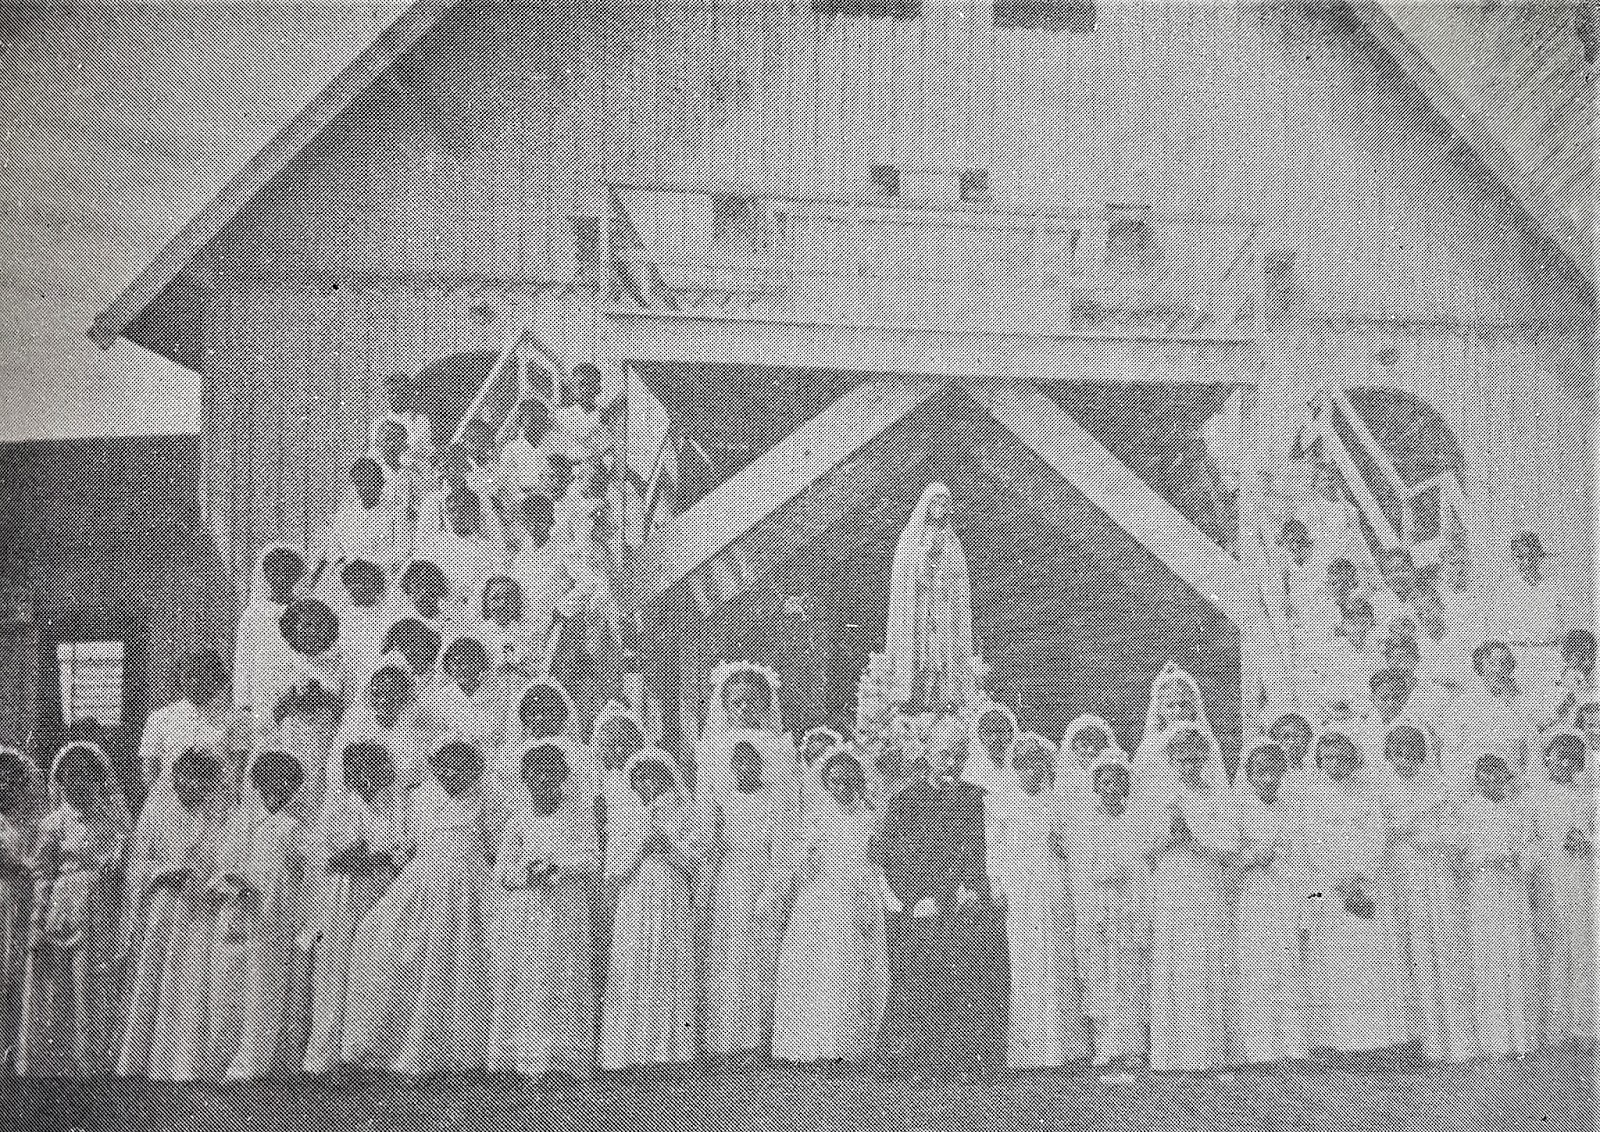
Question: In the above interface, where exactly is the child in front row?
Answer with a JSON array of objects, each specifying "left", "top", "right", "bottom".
[
  {"left": 492, "top": 740, "right": 598, "bottom": 1079},
  {"left": 1461, "top": 752, "right": 1535, "bottom": 1060},
  {"left": 1069, "top": 748, "right": 1146, "bottom": 1068},
  {"left": 15, "top": 743, "right": 124, "bottom": 1077},
  {"left": 117, "top": 747, "right": 228, "bottom": 1081},
  {"left": 602, "top": 753, "right": 699, "bottom": 1070},
  {"left": 303, "top": 741, "right": 402, "bottom": 1074},
  {"left": 210, "top": 749, "right": 309, "bottom": 1080},
  {"left": 341, "top": 740, "right": 500, "bottom": 1075},
  {"left": 1527, "top": 731, "right": 1595, "bottom": 1047}
]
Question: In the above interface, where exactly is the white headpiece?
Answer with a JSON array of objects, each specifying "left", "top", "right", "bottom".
[
  {"left": 1149, "top": 721, "right": 1222, "bottom": 794},
  {"left": 704, "top": 661, "right": 782, "bottom": 736},
  {"left": 1062, "top": 714, "right": 1124, "bottom": 768},
  {"left": 1312, "top": 723, "right": 1365, "bottom": 785}
]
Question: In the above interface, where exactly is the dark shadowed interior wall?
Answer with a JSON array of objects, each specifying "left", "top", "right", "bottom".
[{"left": 0, "top": 434, "right": 232, "bottom": 800}]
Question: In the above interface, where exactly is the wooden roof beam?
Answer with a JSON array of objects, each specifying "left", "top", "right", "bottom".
[
  {"left": 646, "top": 372, "right": 948, "bottom": 600},
  {"left": 88, "top": 0, "right": 458, "bottom": 349},
  {"left": 1347, "top": 0, "right": 1594, "bottom": 300},
  {"left": 968, "top": 373, "right": 1258, "bottom": 632}
]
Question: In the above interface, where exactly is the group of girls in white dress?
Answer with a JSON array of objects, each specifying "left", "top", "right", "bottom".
[
  {"left": 0, "top": 385, "right": 1589, "bottom": 1083},
  {"left": 1, "top": 633, "right": 1591, "bottom": 1082},
  {"left": 1248, "top": 501, "right": 1596, "bottom": 1069}
]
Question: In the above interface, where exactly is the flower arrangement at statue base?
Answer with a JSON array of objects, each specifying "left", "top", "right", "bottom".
[{"left": 853, "top": 651, "right": 990, "bottom": 778}]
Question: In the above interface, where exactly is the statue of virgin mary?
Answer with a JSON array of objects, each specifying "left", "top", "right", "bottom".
[{"left": 885, "top": 484, "right": 979, "bottom": 712}]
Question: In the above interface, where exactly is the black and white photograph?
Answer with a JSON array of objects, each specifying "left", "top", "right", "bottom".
[{"left": 0, "top": 0, "right": 1592, "bottom": 1129}]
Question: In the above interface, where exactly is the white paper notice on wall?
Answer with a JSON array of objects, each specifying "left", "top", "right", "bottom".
[{"left": 58, "top": 641, "right": 125, "bottom": 730}]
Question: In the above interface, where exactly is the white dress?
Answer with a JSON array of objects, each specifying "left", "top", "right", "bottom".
[
  {"left": 1229, "top": 787, "right": 1309, "bottom": 1064},
  {"left": 1527, "top": 776, "right": 1597, "bottom": 1043},
  {"left": 703, "top": 782, "right": 784, "bottom": 1056},
  {"left": 117, "top": 792, "right": 228, "bottom": 1081},
  {"left": 210, "top": 802, "right": 309, "bottom": 1079},
  {"left": 1300, "top": 778, "right": 1410, "bottom": 1053},
  {"left": 15, "top": 799, "right": 124, "bottom": 1078},
  {"left": 1069, "top": 800, "right": 1148, "bottom": 1065},
  {"left": 340, "top": 779, "right": 502, "bottom": 1074},
  {"left": 770, "top": 795, "right": 887, "bottom": 1064},
  {"left": 331, "top": 488, "right": 407, "bottom": 578},
  {"left": 1380, "top": 769, "right": 1474, "bottom": 1062},
  {"left": 1143, "top": 780, "right": 1233, "bottom": 1073},
  {"left": 991, "top": 784, "right": 1081, "bottom": 1069},
  {"left": 302, "top": 787, "right": 402, "bottom": 1073},
  {"left": 601, "top": 789, "right": 699, "bottom": 1069},
  {"left": 1460, "top": 793, "right": 1536, "bottom": 1058},
  {"left": 136, "top": 700, "right": 224, "bottom": 796},
  {"left": 1490, "top": 572, "right": 1563, "bottom": 693},
  {"left": 233, "top": 597, "right": 298, "bottom": 731},
  {"left": 490, "top": 791, "right": 598, "bottom": 1077}
]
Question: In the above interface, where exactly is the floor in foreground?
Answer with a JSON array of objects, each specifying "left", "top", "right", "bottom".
[{"left": 0, "top": 1047, "right": 1592, "bottom": 1132}]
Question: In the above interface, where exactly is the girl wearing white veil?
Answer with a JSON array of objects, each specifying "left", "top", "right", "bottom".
[
  {"left": 886, "top": 485, "right": 978, "bottom": 712},
  {"left": 1062, "top": 715, "right": 1123, "bottom": 805},
  {"left": 1135, "top": 667, "right": 1220, "bottom": 827},
  {"left": 1229, "top": 739, "right": 1309, "bottom": 1066},
  {"left": 1377, "top": 718, "right": 1473, "bottom": 1063},
  {"left": 698, "top": 662, "right": 790, "bottom": 798},
  {"left": 16, "top": 742, "right": 125, "bottom": 1077},
  {"left": 1070, "top": 745, "right": 1147, "bottom": 1068},
  {"left": 117, "top": 745, "right": 230, "bottom": 1081},
  {"left": 601, "top": 749, "right": 699, "bottom": 1069},
  {"left": 991, "top": 732, "right": 1083, "bottom": 1069},
  {"left": 1300, "top": 726, "right": 1409, "bottom": 1056},
  {"left": 701, "top": 729, "right": 788, "bottom": 1061},
  {"left": 491, "top": 737, "right": 599, "bottom": 1079},
  {"left": 1141, "top": 722, "right": 1234, "bottom": 1073},
  {"left": 1137, "top": 666, "right": 1216, "bottom": 765},
  {"left": 209, "top": 747, "right": 311, "bottom": 1079},
  {"left": 771, "top": 746, "right": 887, "bottom": 1065},
  {"left": 1526, "top": 729, "right": 1596, "bottom": 1047}
]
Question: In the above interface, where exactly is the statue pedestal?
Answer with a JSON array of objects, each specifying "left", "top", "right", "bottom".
[{"left": 854, "top": 651, "right": 990, "bottom": 773}]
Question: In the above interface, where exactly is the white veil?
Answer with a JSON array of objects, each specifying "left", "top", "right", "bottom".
[
  {"left": 698, "top": 661, "right": 790, "bottom": 802},
  {"left": 885, "top": 485, "right": 977, "bottom": 709}
]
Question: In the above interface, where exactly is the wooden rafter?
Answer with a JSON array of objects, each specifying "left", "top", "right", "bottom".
[
  {"left": 968, "top": 375, "right": 1256, "bottom": 632},
  {"left": 88, "top": 0, "right": 457, "bottom": 349},
  {"left": 646, "top": 372, "right": 948, "bottom": 599},
  {"left": 1347, "top": 0, "right": 1594, "bottom": 299}
]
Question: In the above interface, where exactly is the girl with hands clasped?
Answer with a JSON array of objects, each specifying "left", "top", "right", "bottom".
[
  {"left": 1229, "top": 740, "right": 1308, "bottom": 1066},
  {"left": 601, "top": 752, "right": 699, "bottom": 1070},
  {"left": 117, "top": 747, "right": 228, "bottom": 1081},
  {"left": 16, "top": 742, "right": 123, "bottom": 1077},
  {"left": 303, "top": 741, "right": 403, "bottom": 1074},
  {"left": 1462, "top": 752, "right": 1535, "bottom": 1060},
  {"left": 491, "top": 739, "right": 599, "bottom": 1079},
  {"left": 1300, "top": 730, "right": 1409, "bottom": 1059},
  {"left": 340, "top": 740, "right": 502, "bottom": 1075},
  {"left": 1142, "top": 723, "right": 1234, "bottom": 1074},
  {"left": 1527, "top": 731, "right": 1596, "bottom": 1047}
]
